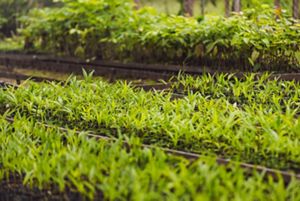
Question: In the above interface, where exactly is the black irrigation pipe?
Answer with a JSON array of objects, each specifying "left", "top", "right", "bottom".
[
  {"left": 0, "top": 71, "right": 60, "bottom": 84},
  {"left": 1, "top": 53, "right": 300, "bottom": 81},
  {"left": 0, "top": 70, "right": 182, "bottom": 97},
  {"left": 4, "top": 117, "right": 300, "bottom": 184}
]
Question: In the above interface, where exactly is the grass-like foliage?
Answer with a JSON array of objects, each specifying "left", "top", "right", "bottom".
[
  {"left": 1, "top": 73, "right": 300, "bottom": 171},
  {"left": 0, "top": 116, "right": 300, "bottom": 200}
]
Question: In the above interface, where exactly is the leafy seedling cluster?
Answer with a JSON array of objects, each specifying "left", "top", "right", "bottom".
[
  {"left": 1, "top": 73, "right": 300, "bottom": 171},
  {"left": 0, "top": 115, "right": 300, "bottom": 200},
  {"left": 20, "top": 0, "right": 300, "bottom": 71}
]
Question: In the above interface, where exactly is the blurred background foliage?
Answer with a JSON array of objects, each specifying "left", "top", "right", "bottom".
[
  {"left": 140, "top": 0, "right": 294, "bottom": 16},
  {"left": 0, "top": 0, "right": 57, "bottom": 37},
  {"left": 0, "top": 0, "right": 298, "bottom": 69},
  {"left": 0, "top": 0, "right": 298, "bottom": 38}
]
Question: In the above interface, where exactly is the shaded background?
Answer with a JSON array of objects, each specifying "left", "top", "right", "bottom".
[{"left": 0, "top": 0, "right": 298, "bottom": 37}]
